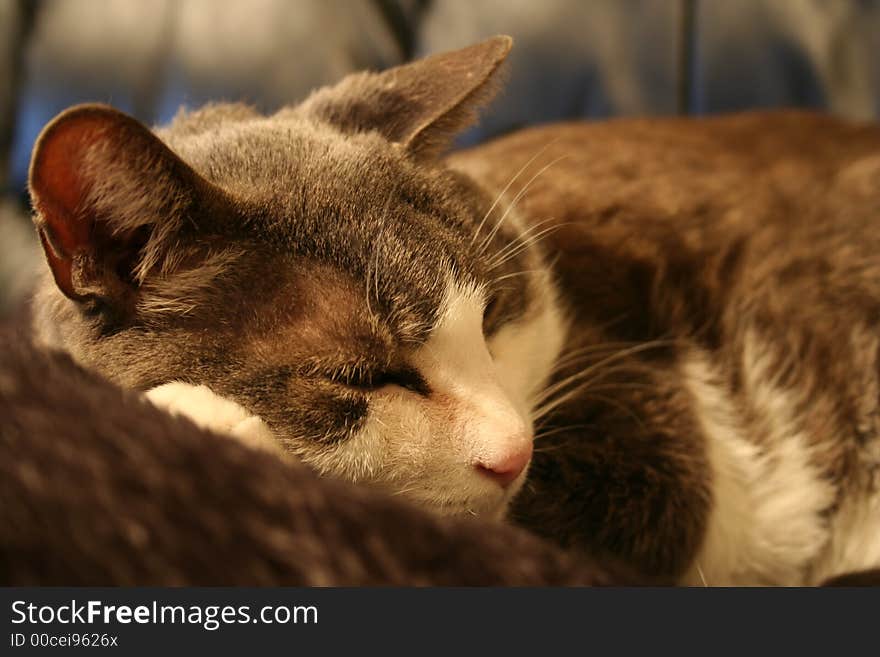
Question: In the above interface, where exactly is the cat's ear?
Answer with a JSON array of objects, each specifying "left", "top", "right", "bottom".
[
  {"left": 299, "top": 35, "right": 512, "bottom": 158},
  {"left": 29, "top": 104, "right": 223, "bottom": 306}
]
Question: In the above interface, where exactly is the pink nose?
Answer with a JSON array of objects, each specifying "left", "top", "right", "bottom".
[{"left": 475, "top": 443, "right": 533, "bottom": 488}]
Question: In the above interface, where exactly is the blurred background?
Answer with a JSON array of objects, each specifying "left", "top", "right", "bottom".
[{"left": 2, "top": 0, "right": 880, "bottom": 318}]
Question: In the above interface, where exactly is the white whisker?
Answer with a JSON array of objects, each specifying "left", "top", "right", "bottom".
[
  {"left": 487, "top": 223, "right": 564, "bottom": 270},
  {"left": 477, "top": 154, "right": 570, "bottom": 256},
  {"left": 491, "top": 269, "right": 543, "bottom": 284},
  {"left": 485, "top": 217, "right": 558, "bottom": 268},
  {"left": 697, "top": 563, "right": 709, "bottom": 587},
  {"left": 531, "top": 340, "right": 673, "bottom": 407},
  {"left": 469, "top": 139, "right": 559, "bottom": 247},
  {"left": 533, "top": 423, "right": 595, "bottom": 441}
]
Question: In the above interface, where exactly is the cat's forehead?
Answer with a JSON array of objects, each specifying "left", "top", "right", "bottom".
[
  {"left": 244, "top": 262, "right": 394, "bottom": 358},
  {"left": 163, "top": 110, "right": 405, "bottom": 194},
  {"left": 157, "top": 105, "right": 494, "bottom": 345},
  {"left": 166, "top": 112, "right": 474, "bottom": 259},
  {"left": 237, "top": 256, "right": 483, "bottom": 370}
]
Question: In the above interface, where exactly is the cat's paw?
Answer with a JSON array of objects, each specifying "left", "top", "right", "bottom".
[{"left": 145, "top": 382, "right": 282, "bottom": 455}]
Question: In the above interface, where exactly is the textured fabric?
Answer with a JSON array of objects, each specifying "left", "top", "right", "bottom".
[{"left": 419, "top": 0, "right": 880, "bottom": 145}]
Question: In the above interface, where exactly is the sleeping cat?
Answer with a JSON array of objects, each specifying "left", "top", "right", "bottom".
[{"left": 27, "top": 36, "right": 880, "bottom": 585}]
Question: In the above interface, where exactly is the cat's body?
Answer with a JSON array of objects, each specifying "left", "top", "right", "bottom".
[
  {"left": 451, "top": 114, "right": 880, "bottom": 585},
  {"left": 26, "top": 37, "right": 880, "bottom": 584}
]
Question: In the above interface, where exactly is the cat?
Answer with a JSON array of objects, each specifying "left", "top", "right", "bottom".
[
  {"left": 26, "top": 36, "right": 880, "bottom": 585},
  {"left": 0, "top": 330, "right": 626, "bottom": 585}
]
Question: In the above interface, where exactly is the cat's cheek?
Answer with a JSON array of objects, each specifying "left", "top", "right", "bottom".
[
  {"left": 487, "top": 285, "right": 568, "bottom": 414},
  {"left": 309, "top": 392, "right": 517, "bottom": 517}
]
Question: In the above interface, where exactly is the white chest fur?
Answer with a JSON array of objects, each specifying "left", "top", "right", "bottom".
[{"left": 681, "top": 335, "right": 880, "bottom": 585}]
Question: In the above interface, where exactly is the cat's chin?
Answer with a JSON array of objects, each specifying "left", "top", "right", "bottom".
[
  {"left": 409, "top": 491, "right": 515, "bottom": 522},
  {"left": 433, "top": 474, "right": 528, "bottom": 522},
  {"left": 433, "top": 503, "right": 509, "bottom": 522}
]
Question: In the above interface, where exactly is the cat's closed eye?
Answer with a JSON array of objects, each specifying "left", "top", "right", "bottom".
[{"left": 331, "top": 365, "right": 429, "bottom": 396}]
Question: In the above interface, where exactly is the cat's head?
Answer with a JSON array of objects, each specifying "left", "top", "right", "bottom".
[{"left": 28, "top": 36, "right": 565, "bottom": 519}]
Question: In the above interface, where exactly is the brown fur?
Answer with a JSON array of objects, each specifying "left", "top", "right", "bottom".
[{"left": 449, "top": 114, "right": 880, "bottom": 578}]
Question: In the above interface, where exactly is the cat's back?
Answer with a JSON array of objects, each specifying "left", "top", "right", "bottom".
[
  {"left": 448, "top": 110, "right": 880, "bottom": 332},
  {"left": 449, "top": 110, "right": 880, "bottom": 179},
  {"left": 451, "top": 111, "right": 880, "bottom": 584},
  {"left": 448, "top": 110, "right": 880, "bottom": 239}
]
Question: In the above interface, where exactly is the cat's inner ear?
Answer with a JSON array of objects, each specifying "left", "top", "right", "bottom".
[
  {"left": 29, "top": 104, "right": 219, "bottom": 306},
  {"left": 300, "top": 35, "right": 513, "bottom": 158}
]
